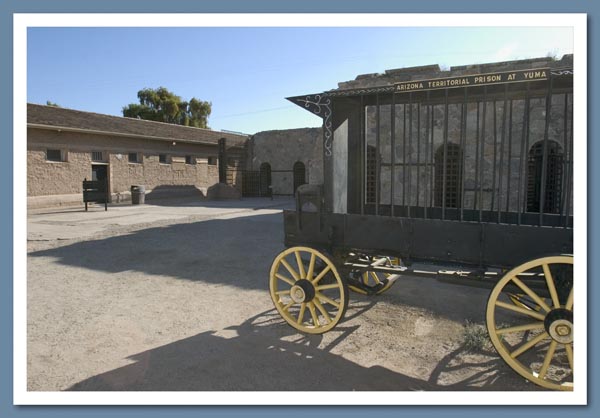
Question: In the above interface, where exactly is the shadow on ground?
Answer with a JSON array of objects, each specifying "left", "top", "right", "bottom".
[
  {"left": 68, "top": 308, "right": 526, "bottom": 391},
  {"left": 29, "top": 212, "right": 285, "bottom": 292},
  {"left": 142, "top": 186, "right": 288, "bottom": 209},
  {"left": 30, "top": 209, "right": 493, "bottom": 323},
  {"left": 370, "top": 277, "right": 492, "bottom": 325},
  {"left": 143, "top": 185, "right": 206, "bottom": 204}
]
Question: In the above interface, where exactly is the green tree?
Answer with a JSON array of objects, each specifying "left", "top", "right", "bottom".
[
  {"left": 122, "top": 87, "right": 212, "bottom": 128},
  {"left": 46, "top": 100, "right": 60, "bottom": 107}
]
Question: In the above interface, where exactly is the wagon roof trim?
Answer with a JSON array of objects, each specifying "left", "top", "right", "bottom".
[{"left": 287, "top": 66, "right": 573, "bottom": 117}]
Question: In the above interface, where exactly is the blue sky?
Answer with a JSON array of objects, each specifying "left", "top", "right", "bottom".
[{"left": 27, "top": 26, "right": 573, "bottom": 134}]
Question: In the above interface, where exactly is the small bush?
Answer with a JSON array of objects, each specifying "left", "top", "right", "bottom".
[{"left": 462, "top": 321, "right": 493, "bottom": 352}]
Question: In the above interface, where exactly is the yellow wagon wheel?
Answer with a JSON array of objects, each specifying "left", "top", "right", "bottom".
[
  {"left": 269, "top": 246, "right": 349, "bottom": 334},
  {"left": 348, "top": 256, "right": 400, "bottom": 295},
  {"left": 486, "top": 255, "right": 573, "bottom": 390}
]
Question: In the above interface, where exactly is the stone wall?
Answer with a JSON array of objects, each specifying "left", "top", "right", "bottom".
[{"left": 248, "top": 127, "right": 323, "bottom": 195}]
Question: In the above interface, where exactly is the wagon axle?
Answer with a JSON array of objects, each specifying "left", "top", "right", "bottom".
[
  {"left": 290, "top": 279, "right": 316, "bottom": 304},
  {"left": 545, "top": 308, "right": 573, "bottom": 344}
]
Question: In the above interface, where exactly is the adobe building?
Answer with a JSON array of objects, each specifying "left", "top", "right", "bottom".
[{"left": 27, "top": 103, "right": 248, "bottom": 207}]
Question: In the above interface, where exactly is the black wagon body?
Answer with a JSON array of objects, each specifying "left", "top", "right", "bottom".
[{"left": 269, "top": 57, "right": 575, "bottom": 391}]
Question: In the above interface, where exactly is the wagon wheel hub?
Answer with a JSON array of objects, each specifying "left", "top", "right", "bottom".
[
  {"left": 544, "top": 308, "right": 573, "bottom": 344},
  {"left": 290, "top": 279, "right": 315, "bottom": 304}
]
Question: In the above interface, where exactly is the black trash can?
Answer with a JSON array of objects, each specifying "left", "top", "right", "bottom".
[{"left": 131, "top": 185, "right": 146, "bottom": 204}]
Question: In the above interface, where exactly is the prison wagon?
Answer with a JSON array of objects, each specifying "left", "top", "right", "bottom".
[{"left": 268, "top": 57, "right": 575, "bottom": 391}]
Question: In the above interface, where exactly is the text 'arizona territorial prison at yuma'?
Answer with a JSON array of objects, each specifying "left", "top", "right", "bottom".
[{"left": 395, "top": 69, "right": 549, "bottom": 92}]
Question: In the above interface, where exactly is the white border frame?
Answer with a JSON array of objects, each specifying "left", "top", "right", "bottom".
[{"left": 14, "top": 13, "right": 587, "bottom": 405}]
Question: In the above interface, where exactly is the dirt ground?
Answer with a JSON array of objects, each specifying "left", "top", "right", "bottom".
[{"left": 26, "top": 197, "right": 540, "bottom": 392}]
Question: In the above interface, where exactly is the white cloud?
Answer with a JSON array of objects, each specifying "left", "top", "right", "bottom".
[{"left": 492, "top": 42, "right": 518, "bottom": 62}]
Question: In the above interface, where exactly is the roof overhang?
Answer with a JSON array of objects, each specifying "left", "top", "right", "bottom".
[
  {"left": 27, "top": 123, "right": 228, "bottom": 147},
  {"left": 286, "top": 94, "right": 331, "bottom": 119}
]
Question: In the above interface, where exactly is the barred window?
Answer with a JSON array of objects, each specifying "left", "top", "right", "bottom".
[
  {"left": 527, "top": 141, "right": 563, "bottom": 213},
  {"left": 159, "top": 154, "right": 168, "bottom": 164},
  {"left": 185, "top": 155, "right": 194, "bottom": 165},
  {"left": 434, "top": 143, "right": 462, "bottom": 208},
  {"left": 365, "top": 145, "right": 376, "bottom": 204},
  {"left": 91, "top": 151, "right": 104, "bottom": 162}
]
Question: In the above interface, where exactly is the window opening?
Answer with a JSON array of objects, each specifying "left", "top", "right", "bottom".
[
  {"left": 128, "top": 152, "right": 139, "bottom": 163},
  {"left": 527, "top": 140, "right": 563, "bottom": 213},
  {"left": 46, "top": 149, "right": 62, "bottom": 162},
  {"left": 434, "top": 143, "right": 462, "bottom": 208}
]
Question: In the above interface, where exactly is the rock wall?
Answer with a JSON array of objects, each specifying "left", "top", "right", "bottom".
[{"left": 248, "top": 127, "right": 323, "bottom": 195}]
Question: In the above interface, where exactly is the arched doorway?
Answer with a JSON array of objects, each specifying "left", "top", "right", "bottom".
[
  {"left": 293, "top": 161, "right": 306, "bottom": 193},
  {"left": 527, "top": 140, "right": 563, "bottom": 213},
  {"left": 259, "top": 162, "right": 272, "bottom": 197}
]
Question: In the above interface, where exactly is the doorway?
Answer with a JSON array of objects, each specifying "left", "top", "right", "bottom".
[
  {"left": 259, "top": 162, "right": 272, "bottom": 197},
  {"left": 91, "top": 164, "right": 108, "bottom": 182},
  {"left": 293, "top": 161, "right": 306, "bottom": 193}
]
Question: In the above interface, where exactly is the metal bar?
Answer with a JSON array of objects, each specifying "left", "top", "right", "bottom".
[
  {"left": 424, "top": 92, "right": 431, "bottom": 218},
  {"left": 538, "top": 77, "right": 554, "bottom": 226},
  {"left": 564, "top": 94, "right": 573, "bottom": 228},
  {"left": 505, "top": 99, "right": 514, "bottom": 214},
  {"left": 473, "top": 101, "right": 480, "bottom": 211},
  {"left": 522, "top": 87, "right": 532, "bottom": 217},
  {"left": 408, "top": 92, "right": 413, "bottom": 218},
  {"left": 391, "top": 93, "right": 396, "bottom": 217},
  {"left": 460, "top": 87, "right": 467, "bottom": 221},
  {"left": 375, "top": 94, "right": 380, "bottom": 216},
  {"left": 416, "top": 100, "right": 421, "bottom": 212},
  {"left": 442, "top": 88, "right": 449, "bottom": 220},
  {"left": 497, "top": 85, "right": 508, "bottom": 223},
  {"left": 479, "top": 87, "right": 487, "bottom": 222},
  {"left": 402, "top": 102, "right": 407, "bottom": 210},
  {"left": 429, "top": 97, "right": 434, "bottom": 217},
  {"left": 559, "top": 92, "right": 568, "bottom": 225},
  {"left": 517, "top": 83, "right": 531, "bottom": 225},
  {"left": 491, "top": 99, "right": 498, "bottom": 212},
  {"left": 360, "top": 95, "right": 365, "bottom": 215},
  {"left": 561, "top": 93, "right": 569, "bottom": 226}
]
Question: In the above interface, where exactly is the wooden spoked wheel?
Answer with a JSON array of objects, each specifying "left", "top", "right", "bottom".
[
  {"left": 348, "top": 256, "right": 400, "bottom": 295},
  {"left": 269, "top": 246, "right": 349, "bottom": 334},
  {"left": 486, "top": 255, "right": 573, "bottom": 390}
]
